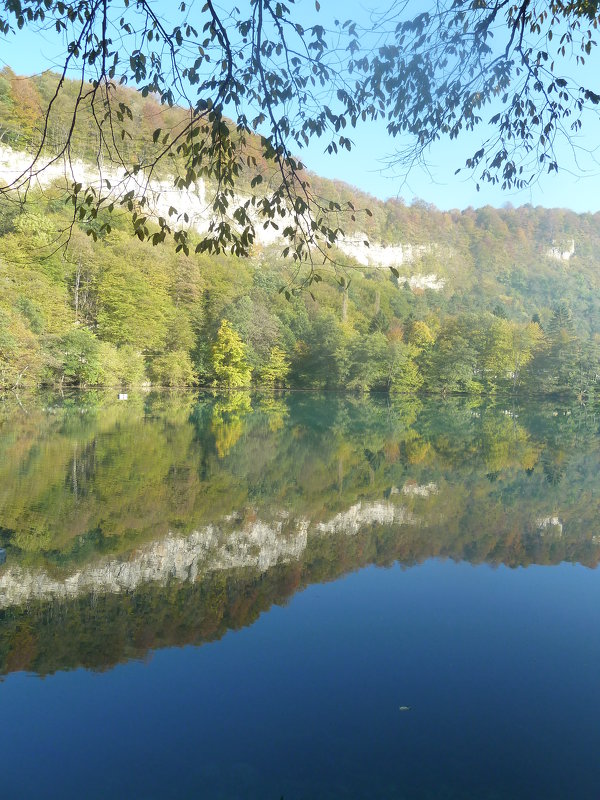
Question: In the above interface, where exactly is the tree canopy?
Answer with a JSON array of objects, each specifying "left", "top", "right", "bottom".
[
  {"left": 1, "top": 0, "right": 599, "bottom": 275},
  {"left": 1, "top": 183, "right": 599, "bottom": 395}
]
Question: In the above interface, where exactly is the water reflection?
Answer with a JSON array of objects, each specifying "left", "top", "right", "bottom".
[{"left": 0, "top": 391, "right": 598, "bottom": 675}]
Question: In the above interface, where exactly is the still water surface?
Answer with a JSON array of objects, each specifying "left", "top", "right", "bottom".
[{"left": 0, "top": 392, "right": 599, "bottom": 798}]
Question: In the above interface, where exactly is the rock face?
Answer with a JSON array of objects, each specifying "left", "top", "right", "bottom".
[
  {"left": 0, "top": 518, "right": 306, "bottom": 608},
  {"left": 335, "top": 235, "right": 446, "bottom": 289},
  {"left": 405, "top": 274, "right": 445, "bottom": 291},
  {"left": 547, "top": 239, "right": 575, "bottom": 261},
  {"left": 0, "top": 501, "right": 420, "bottom": 609},
  {"left": 0, "top": 145, "right": 446, "bottom": 284},
  {"left": 336, "top": 235, "right": 427, "bottom": 268}
]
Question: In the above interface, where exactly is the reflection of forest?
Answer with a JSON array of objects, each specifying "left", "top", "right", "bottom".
[{"left": 0, "top": 391, "right": 599, "bottom": 675}]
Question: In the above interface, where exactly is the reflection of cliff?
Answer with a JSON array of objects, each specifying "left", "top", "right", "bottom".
[
  {"left": 0, "top": 500, "right": 420, "bottom": 608},
  {"left": 3, "top": 482, "right": 599, "bottom": 614},
  {"left": 1, "top": 499, "right": 599, "bottom": 678},
  {"left": 0, "top": 519, "right": 307, "bottom": 608}
]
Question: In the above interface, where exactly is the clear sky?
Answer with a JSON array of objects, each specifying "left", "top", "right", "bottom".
[{"left": 2, "top": 0, "right": 600, "bottom": 212}]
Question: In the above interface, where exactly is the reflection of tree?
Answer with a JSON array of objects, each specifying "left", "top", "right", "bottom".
[
  {"left": 1, "top": 390, "right": 600, "bottom": 675},
  {"left": 542, "top": 452, "right": 566, "bottom": 486},
  {"left": 478, "top": 415, "right": 539, "bottom": 475},
  {"left": 10, "top": 525, "right": 52, "bottom": 553},
  {"left": 211, "top": 392, "right": 252, "bottom": 458},
  {"left": 0, "top": 391, "right": 599, "bottom": 578},
  {"left": 2, "top": 485, "right": 600, "bottom": 677},
  {"left": 405, "top": 436, "right": 430, "bottom": 465},
  {"left": 257, "top": 394, "right": 289, "bottom": 433},
  {"left": 388, "top": 395, "right": 423, "bottom": 433}
]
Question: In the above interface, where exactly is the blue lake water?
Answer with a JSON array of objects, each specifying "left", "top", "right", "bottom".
[{"left": 0, "top": 392, "right": 599, "bottom": 798}]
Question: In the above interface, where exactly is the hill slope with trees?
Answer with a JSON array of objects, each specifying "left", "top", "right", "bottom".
[{"left": 0, "top": 70, "right": 599, "bottom": 397}]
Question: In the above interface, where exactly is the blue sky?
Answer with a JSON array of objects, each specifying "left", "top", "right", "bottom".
[{"left": 2, "top": 0, "right": 600, "bottom": 212}]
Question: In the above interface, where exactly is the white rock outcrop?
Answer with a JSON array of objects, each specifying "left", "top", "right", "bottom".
[
  {"left": 406, "top": 274, "right": 445, "bottom": 291},
  {"left": 0, "top": 145, "right": 446, "bottom": 283},
  {"left": 336, "top": 235, "right": 428, "bottom": 268},
  {"left": 546, "top": 239, "right": 575, "bottom": 261}
]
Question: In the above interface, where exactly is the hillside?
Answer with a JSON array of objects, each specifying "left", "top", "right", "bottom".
[{"left": 0, "top": 69, "right": 599, "bottom": 395}]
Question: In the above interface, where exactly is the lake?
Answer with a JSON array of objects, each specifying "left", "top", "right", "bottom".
[{"left": 1, "top": 391, "right": 599, "bottom": 799}]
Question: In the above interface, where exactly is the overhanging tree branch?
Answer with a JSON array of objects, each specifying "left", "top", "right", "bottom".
[{"left": 0, "top": 0, "right": 598, "bottom": 285}]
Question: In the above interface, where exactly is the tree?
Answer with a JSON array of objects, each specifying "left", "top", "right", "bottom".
[
  {"left": 224, "top": 294, "right": 283, "bottom": 372},
  {"left": 386, "top": 340, "right": 424, "bottom": 394},
  {"left": 508, "top": 321, "right": 545, "bottom": 391},
  {"left": 1, "top": 1, "right": 598, "bottom": 282},
  {"left": 534, "top": 302, "right": 600, "bottom": 397},
  {"left": 342, "top": 332, "right": 389, "bottom": 393},
  {"left": 211, "top": 319, "right": 252, "bottom": 387},
  {"left": 406, "top": 320, "right": 435, "bottom": 350},
  {"left": 291, "top": 309, "right": 344, "bottom": 388},
  {"left": 425, "top": 316, "right": 482, "bottom": 394},
  {"left": 0, "top": 307, "right": 42, "bottom": 387},
  {"left": 2, "top": 68, "right": 41, "bottom": 146},
  {"left": 149, "top": 350, "right": 197, "bottom": 387},
  {"left": 96, "top": 252, "right": 171, "bottom": 350},
  {"left": 478, "top": 316, "right": 514, "bottom": 392},
  {"left": 57, "top": 328, "right": 102, "bottom": 386},
  {"left": 259, "top": 346, "right": 290, "bottom": 388}
]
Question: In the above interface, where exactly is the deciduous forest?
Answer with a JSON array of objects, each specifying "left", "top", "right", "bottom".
[{"left": 0, "top": 70, "right": 599, "bottom": 398}]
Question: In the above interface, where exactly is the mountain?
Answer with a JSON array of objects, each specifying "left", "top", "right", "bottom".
[{"left": 0, "top": 68, "right": 599, "bottom": 395}]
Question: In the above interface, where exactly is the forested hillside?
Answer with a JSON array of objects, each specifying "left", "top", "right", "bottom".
[{"left": 1, "top": 69, "right": 599, "bottom": 396}]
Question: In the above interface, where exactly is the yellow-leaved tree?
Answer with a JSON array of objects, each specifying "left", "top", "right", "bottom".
[{"left": 211, "top": 320, "right": 252, "bottom": 387}]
